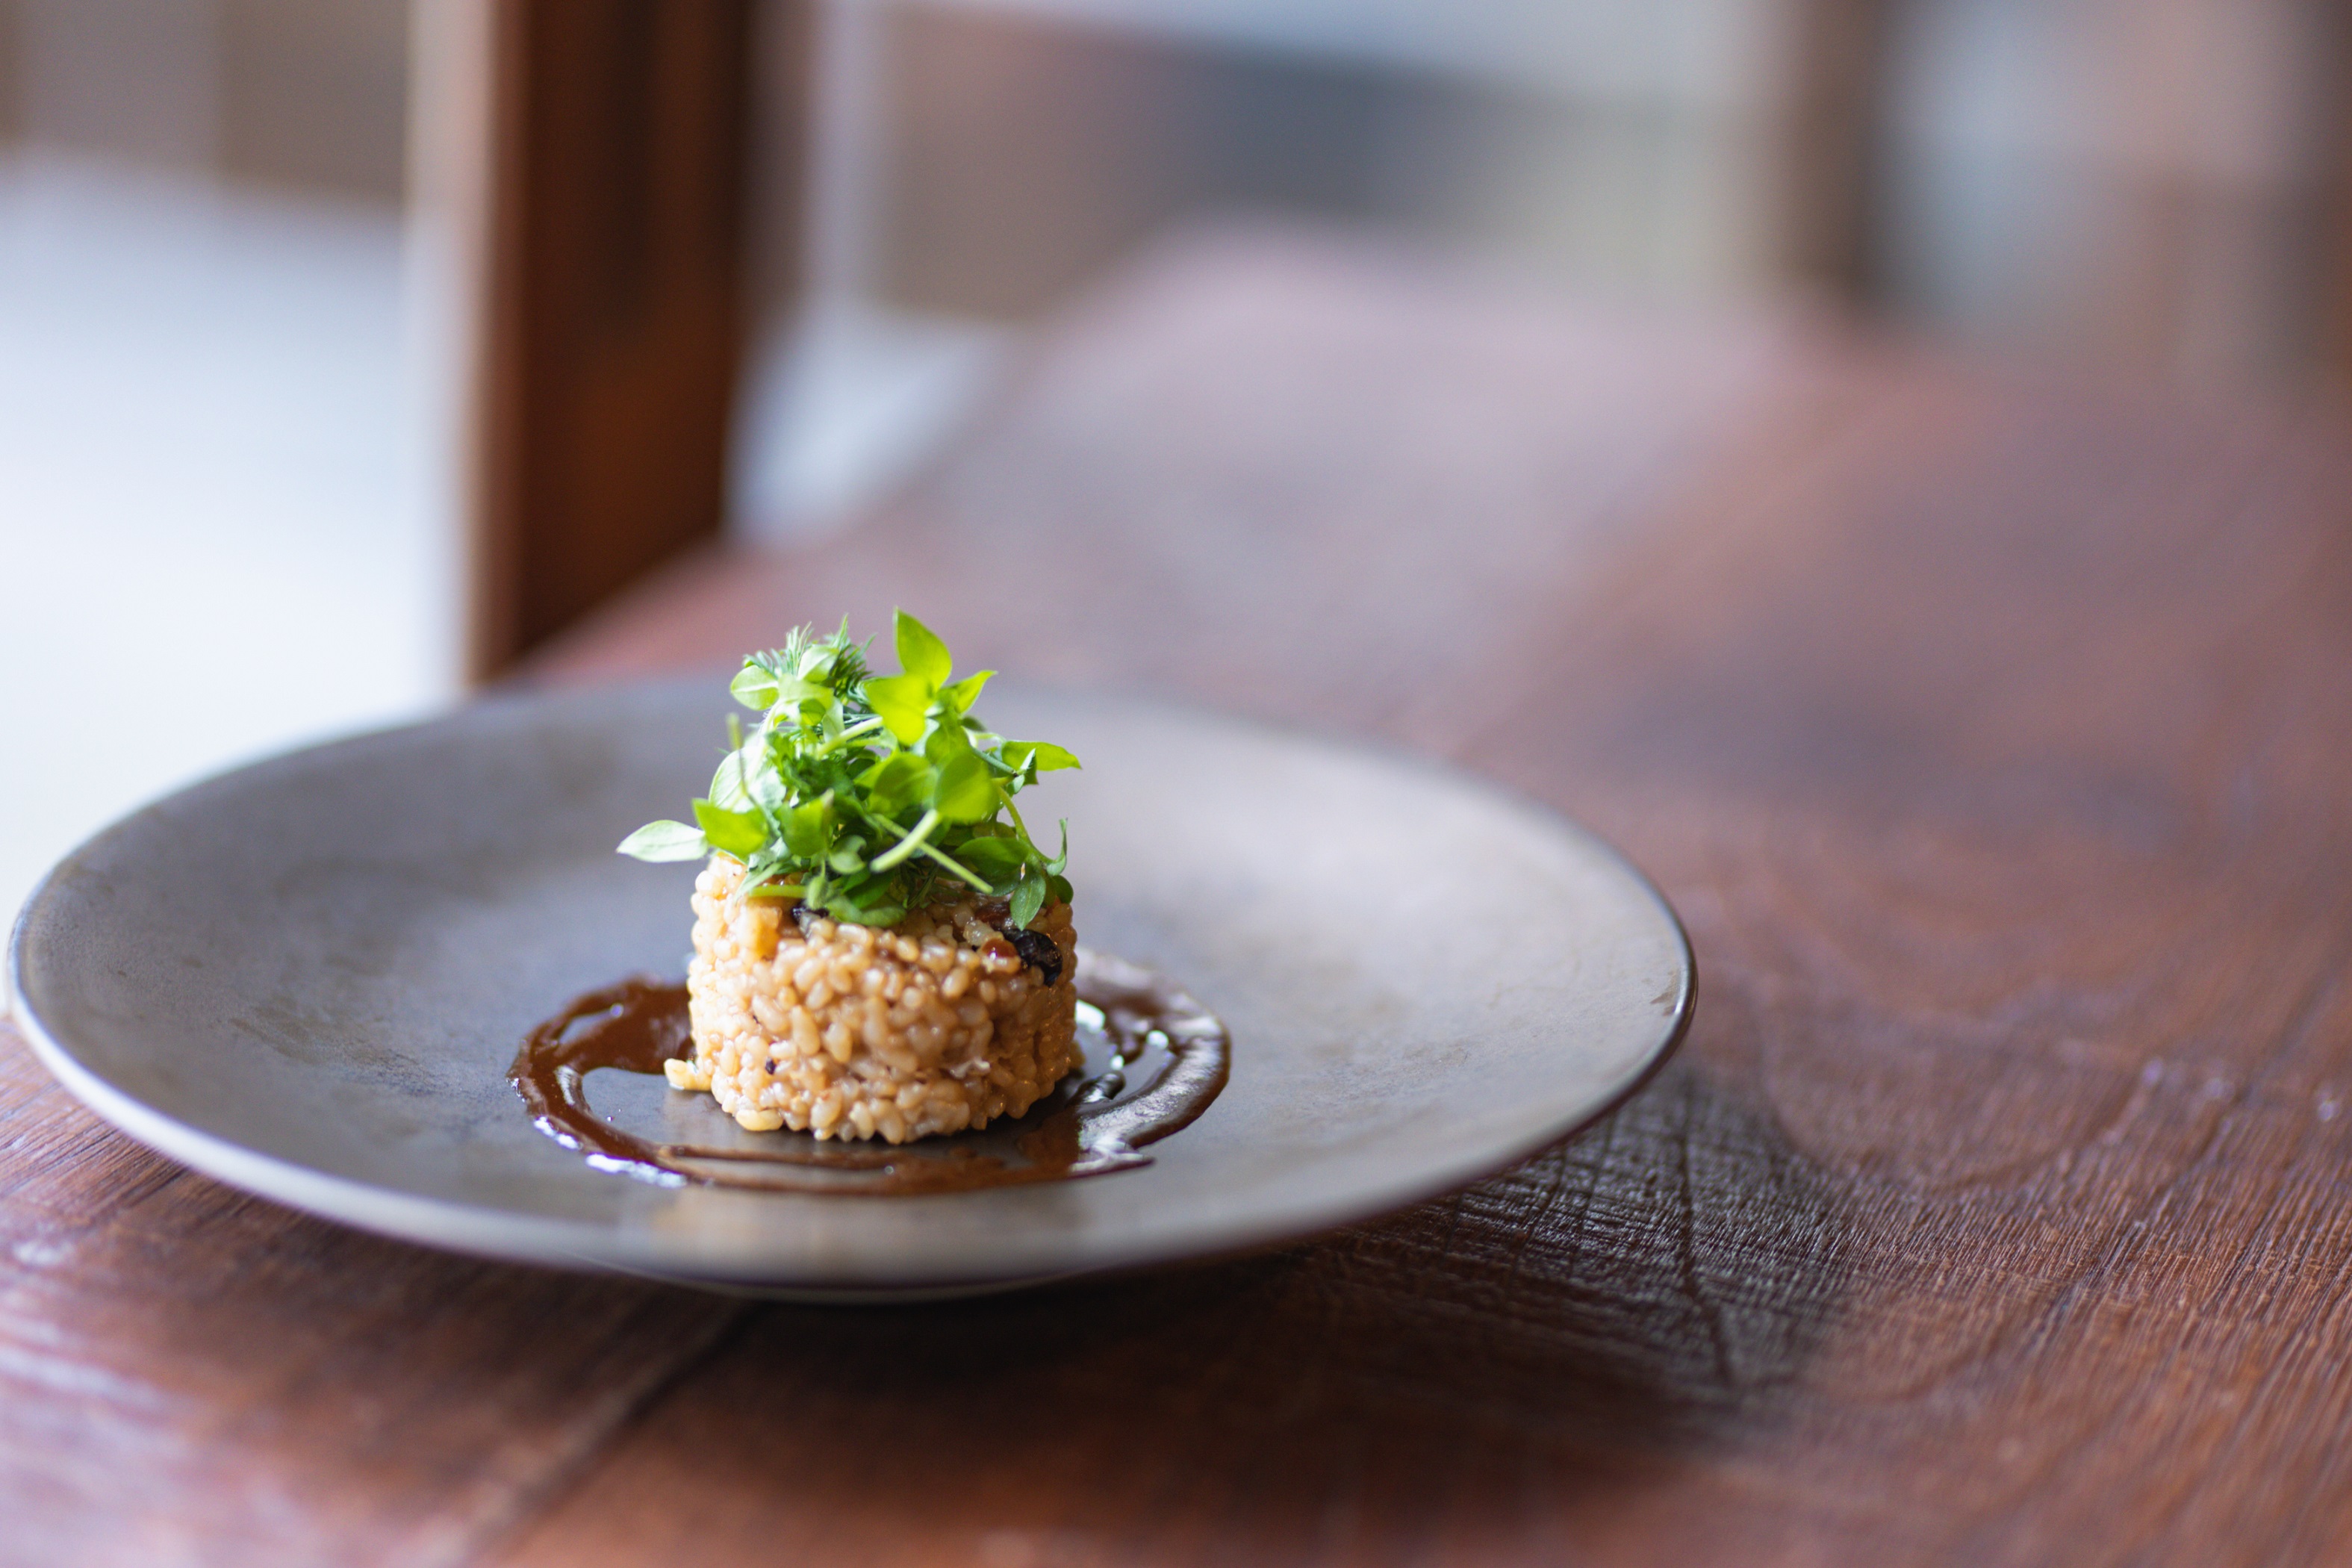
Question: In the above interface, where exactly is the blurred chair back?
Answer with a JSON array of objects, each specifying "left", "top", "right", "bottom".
[{"left": 455, "top": 0, "right": 806, "bottom": 679}]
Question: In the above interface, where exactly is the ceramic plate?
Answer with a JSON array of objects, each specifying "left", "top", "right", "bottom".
[{"left": 7, "top": 682, "right": 1691, "bottom": 1295}]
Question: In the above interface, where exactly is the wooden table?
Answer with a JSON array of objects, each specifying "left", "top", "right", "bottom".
[{"left": 10, "top": 226, "right": 2352, "bottom": 1565}]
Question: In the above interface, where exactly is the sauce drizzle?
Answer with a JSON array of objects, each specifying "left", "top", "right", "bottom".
[{"left": 510, "top": 951, "right": 1228, "bottom": 1195}]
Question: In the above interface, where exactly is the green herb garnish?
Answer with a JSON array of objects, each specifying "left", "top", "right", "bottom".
[{"left": 617, "top": 612, "right": 1078, "bottom": 930}]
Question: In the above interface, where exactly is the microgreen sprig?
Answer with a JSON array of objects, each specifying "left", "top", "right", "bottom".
[{"left": 617, "top": 612, "right": 1077, "bottom": 930}]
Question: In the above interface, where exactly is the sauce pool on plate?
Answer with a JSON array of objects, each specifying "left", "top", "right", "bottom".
[{"left": 510, "top": 951, "right": 1228, "bottom": 1195}]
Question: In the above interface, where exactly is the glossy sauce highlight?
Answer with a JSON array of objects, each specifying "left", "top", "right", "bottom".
[{"left": 511, "top": 952, "right": 1227, "bottom": 1194}]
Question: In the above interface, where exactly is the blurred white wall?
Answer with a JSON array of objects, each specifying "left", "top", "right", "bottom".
[{"left": 0, "top": 5, "right": 452, "bottom": 922}]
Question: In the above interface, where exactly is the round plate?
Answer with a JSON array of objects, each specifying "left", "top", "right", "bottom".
[{"left": 7, "top": 682, "right": 1691, "bottom": 1295}]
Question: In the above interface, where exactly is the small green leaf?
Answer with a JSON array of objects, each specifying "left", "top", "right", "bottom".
[
  {"left": 863, "top": 673, "right": 933, "bottom": 745},
  {"left": 939, "top": 670, "right": 993, "bottom": 715},
  {"left": 957, "top": 836, "right": 1025, "bottom": 881},
  {"left": 782, "top": 798, "right": 833, "bottom": 857},
  {"left": 772, "top": 677, "right": 833, "bottom": 710},
  {"left": 617, "top": 820, "right": 707, "bottom": 862},
  {"left": 824, "top": 873, "right": 906, "bottom": 928},
  {"left": 895, "top": 609, "right": 953, "bottom": 688},
  {"left": 1002, "top": 741, "right": 1080, "bottom": 774},
  {"left": 933, "top": 748, "right": 996, "bottom": 824},
  {"left": 692, "top": 798, "right": 767, "bottom": 859},
  {"left": 959, "top": 841, "right": 1025, "bottom": 889},
  {"left": 1048, "top": 873, "right": 1073, "bottom": 906},
  {"left": 709, "top": 751, "right": 753, "bottom": 809},
  {"left": 860, "top": 751, "right": 936, "bottom": 817},
  {"left": 744, "top": 749, "right": 787, "bottom": 815},
  {"left": 828, "top": 837, "right": 868, "bottom": 874},
  {"left": 923, "top": 721, "right": 974, "bottom": 766},
  {"left": 1009, "top": 873, "right": 1047, "bottom": 930},
  {"left": 729, "top": 664, "right": 780, "bottom": 710}
]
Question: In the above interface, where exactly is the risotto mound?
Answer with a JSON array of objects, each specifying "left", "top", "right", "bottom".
[{"left": 670, "top": 855, "right": 1079, "bottom": 1142}]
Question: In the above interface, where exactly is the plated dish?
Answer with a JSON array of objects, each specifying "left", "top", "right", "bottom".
[
  {"left": 7, "top": 653, "right": 1692, "bottom": 1297},
  {"left": 516, "top": 614, "right": 1231, "bottom": 1195}
]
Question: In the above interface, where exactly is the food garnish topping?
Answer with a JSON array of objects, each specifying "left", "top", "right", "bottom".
[{"left": 618, "top": 612, "right": 1077, "bottom": 930}]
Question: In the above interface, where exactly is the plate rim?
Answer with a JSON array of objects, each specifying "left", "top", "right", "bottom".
[{"left": 5, "top": 679, "right": 1695, "bottom": 1289}]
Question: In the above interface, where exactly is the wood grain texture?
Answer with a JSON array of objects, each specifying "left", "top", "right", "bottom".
[
  {"left": 10, "top": 225, "right": 2352, "bottom": 1564},
  {"left": 0, "top": 1028, "right": 759, "bottom": 1568}
]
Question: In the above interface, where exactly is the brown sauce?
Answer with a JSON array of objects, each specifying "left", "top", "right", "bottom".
[{"left": 509, "top": 950, "right": 1228, "bottom": 1195}]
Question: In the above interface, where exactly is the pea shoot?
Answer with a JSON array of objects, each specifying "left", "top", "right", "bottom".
[{"left": 618, "top": 612, "right": 1078, "bottom": 930}]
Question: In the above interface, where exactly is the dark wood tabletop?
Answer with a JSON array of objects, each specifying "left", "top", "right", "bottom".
[{"left": 10, "top": 225, "right": 2352, "bottom": 1567}]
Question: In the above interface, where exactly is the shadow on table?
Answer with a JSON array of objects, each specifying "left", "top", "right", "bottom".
[{"left": 667, "top": 1056, "right": 1852, "bottom": 1550}]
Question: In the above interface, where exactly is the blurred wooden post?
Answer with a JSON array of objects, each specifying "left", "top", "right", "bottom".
[
  {"left": 1775, "top": 0, "right": 1896, "bottom": 299},
  {"left": 455, "top": 0, "right": 769, "bottom": 680},
  {"left": 2317, "top": 5, "right": 2352, "bottom": 379}
]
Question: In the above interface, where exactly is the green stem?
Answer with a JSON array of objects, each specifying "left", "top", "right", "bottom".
[
  {"left": 814, "top": 715, "right": 886, "bottom": 756},
  {"left": 869, "top": 808, "right": 940, "bottom": 871},
  {"left": 918, "top": 841, "right": 992, "bottom": 892},
  {"left": 996, "top": 780, "right": 1032, "bottom": 841}
]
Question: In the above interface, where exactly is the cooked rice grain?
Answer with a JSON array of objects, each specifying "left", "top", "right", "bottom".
[{"left": 670, "top": 856, "right": 1078, "bottom": 1142}]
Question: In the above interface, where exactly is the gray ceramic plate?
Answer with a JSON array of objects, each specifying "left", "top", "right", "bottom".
[{"left": 7, "top": 682, "right": 1690, "bottom": 1296}]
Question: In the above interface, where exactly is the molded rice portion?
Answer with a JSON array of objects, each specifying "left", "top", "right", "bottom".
[{"left": 671, "top": 856, "right": 1079, "bottom": 1142}]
